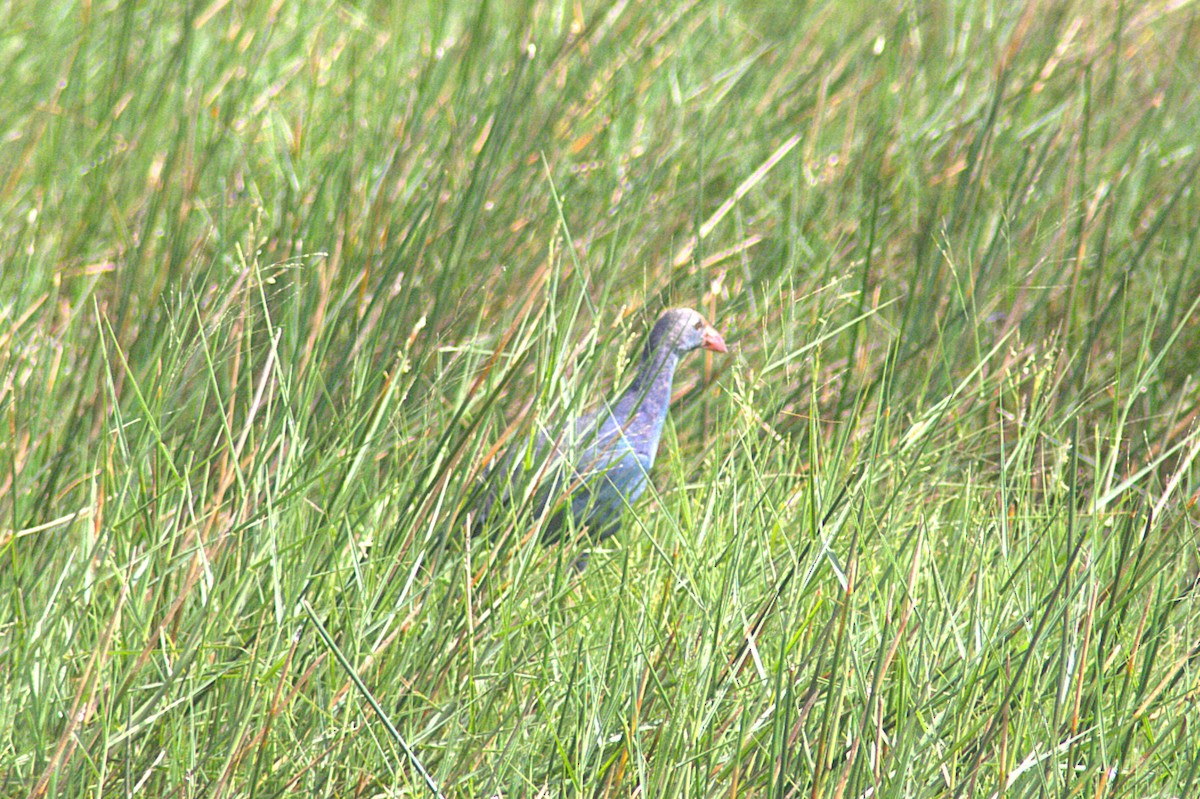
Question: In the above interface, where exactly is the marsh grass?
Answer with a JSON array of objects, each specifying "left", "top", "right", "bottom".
[{"left": 3, "top": 1, "right": 1200, "bottom": 796}]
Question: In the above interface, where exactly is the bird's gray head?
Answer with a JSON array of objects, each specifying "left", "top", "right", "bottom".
[{"left": 647, "top": 308, "right": 728, "bottom": 356}]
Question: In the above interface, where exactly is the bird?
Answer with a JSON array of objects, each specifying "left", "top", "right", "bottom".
[{"left": 471, "top": 307, "right": 727, "bottom": 566}]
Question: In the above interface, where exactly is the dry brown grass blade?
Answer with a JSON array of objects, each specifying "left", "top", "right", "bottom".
[{"left": 672, "top": 133, "right": 802, "bottom": 269}]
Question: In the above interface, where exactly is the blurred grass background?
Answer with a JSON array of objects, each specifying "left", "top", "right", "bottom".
[{"left": 3, "top": 0, "right": 1200, "bottom": 796}]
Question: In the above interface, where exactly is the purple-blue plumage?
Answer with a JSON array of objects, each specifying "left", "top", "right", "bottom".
[{"left": 474, "top": 308, "right": 727, "bottom": 559}]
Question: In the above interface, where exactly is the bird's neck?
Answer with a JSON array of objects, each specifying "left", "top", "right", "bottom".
[{"left": 618, "top": 345, "right": 680, "bottom": 420}]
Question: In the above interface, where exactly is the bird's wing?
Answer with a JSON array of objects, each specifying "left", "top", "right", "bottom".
[
  {"left": 469, "top": 413, "right": 587, "bottom": 535},
  {"left": 471, "top": 403, "right": 650, "bottom": 539}
]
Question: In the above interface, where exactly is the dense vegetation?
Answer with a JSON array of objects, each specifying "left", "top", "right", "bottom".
[{"left": 3, "top": 1, "right": 1199, "bottom": 796}]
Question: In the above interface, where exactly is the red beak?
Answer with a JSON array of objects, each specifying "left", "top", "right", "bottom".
[{"left": 701, "top": 324, "right": 728, "bottom": 353}]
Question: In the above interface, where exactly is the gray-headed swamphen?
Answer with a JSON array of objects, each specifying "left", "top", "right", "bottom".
[{"left": 472, "top": 308, "right": 727, "bottom": 566}]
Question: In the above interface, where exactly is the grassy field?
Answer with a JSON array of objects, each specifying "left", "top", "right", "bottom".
[{"left": 3, "top": 1, "right": 1200, "bottom": 796}]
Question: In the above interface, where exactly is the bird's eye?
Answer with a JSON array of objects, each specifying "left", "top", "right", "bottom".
[{"left": 693, "top": 320, "right": 703, "bottom": 330}]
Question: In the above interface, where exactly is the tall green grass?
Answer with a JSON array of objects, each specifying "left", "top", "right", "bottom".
[{"left": 3, "top": 1, "right": 1199, "bottom": 796}]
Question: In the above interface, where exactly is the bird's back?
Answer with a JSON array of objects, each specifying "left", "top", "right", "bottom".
[{"left": 474, "top": 402, "right": 656, "bottom": 544}]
